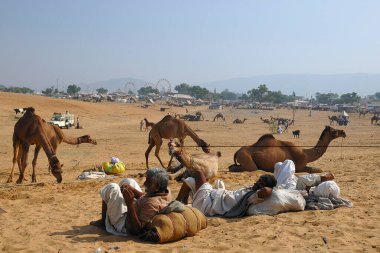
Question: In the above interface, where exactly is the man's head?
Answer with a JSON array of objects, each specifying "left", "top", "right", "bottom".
[
  {"left": 252, "top": 174, "right": 277, "bottom": 191},
  {"left": 144, "top": 168, "right": 169, "bottom": 194}
]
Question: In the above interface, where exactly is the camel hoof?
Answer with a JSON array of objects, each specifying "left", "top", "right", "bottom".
[
  {"left": 6, "top": 177, "right": 13, "bottom": 183},
  {"left": 16, "top": 179, "right": 23, "bottom": 184}
]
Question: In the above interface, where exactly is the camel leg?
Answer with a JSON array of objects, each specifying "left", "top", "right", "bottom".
[
  {"left": 7, "top": 142, "right": 20, "bottom": 183},
  {"left": 169, "top": 166, "right": 187, "bottom": 180},
  {"left": 17, "top": 143, "right": 30, "bottom": 184},
  {"left": 153, "top": 140, "right": 166, "bottom": 168},
  {"left": 229, "top": 151, "right": 259, "bottom": 172},
  {"left": 145, "top": 143, "right": 155, "bottom": 169},
  {"left": 167, "top": 153, "right": 174, "bottom": 169},
  {"left": 301, "top": 166, "right": 323, "bottom": 173},
  {"left": 31, "top": 145, "right": 42, "bottom": 183}
]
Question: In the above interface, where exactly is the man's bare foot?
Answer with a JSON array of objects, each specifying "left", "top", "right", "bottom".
[{"left": 90, "top": 220, "right": 105, "bottom": 229}]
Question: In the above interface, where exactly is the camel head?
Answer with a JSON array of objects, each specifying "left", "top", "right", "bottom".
[
  {"left": 78, "top": 135, "right": 97, "bottom": 145},
  {"left": 199, "top": 139, "right": 210, "bottom": 153},
  {"left": 324, "top": 126, "right": 346, "bottom": 139},
  {"left": 49, "top": 155, "right": 63, "bottom": 183},
  {"left": 168, "top": 139, "right": 182, "bottom": 156}
]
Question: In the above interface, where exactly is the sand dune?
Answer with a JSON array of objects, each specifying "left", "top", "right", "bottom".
[{"left": 0, "top": 92, "right": 379, "bottom": 252}]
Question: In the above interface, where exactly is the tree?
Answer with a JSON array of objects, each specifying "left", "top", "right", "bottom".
[
  {"left": 174, "top": 83, "right": 192, "bottom": 94},
  {"left": 315, "top": 92, "right": 339, "bottom": 105},
  {"left": 247, "top": 84, "right": 269, "bottom": 102},
  {"left": 190, "top": 85, "right": 210, "bottom": 99},
  {"left": 340, "top": 92, "right": 360, "bottom": 104},
  {"left": 374, "top": 92, "right": 380, "bottom": 100},
  {"left": 42, "top": 86, "right": 56, "bottom": 96},
  {"left": 137, "top": 86, "right": 159, "bottom": 95},
  {"left": 220, "top": 89, "right": 237, "bottom": 100},
  {"left": 96, "top": 87, "right": 108, "bottom": 94},
  {"left": 67, "top": 84, "right": 81, "bottom": 95}
]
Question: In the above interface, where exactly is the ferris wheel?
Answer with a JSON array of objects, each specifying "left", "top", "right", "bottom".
[
  {"left": 124, "top": 82, "right": 135, "bottom": 94},
  {"left": 155, "top": 78, "right": 172, "bottom": 94}
]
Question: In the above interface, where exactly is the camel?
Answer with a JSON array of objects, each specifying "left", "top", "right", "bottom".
[
  {"left": 195, "top": 111, "right": 204, "bottom": 121},
  {"left": 145, "top": 115, "right": 210, "bottom": 169},
  {"left": 233, "top": 118, "right": 247, "bottom": 124},
  {"left": 213, "top": 113, "right": 225, "bottom": 122},
  {"left": 144, "top": 118, "right": 155, "bottom": 131},
  {"left": 7, "top": 108, "right": 97, "bottom": 183},
  {"left": 328, "top": 115, "right": 339, "bottom": 125},
  {"left": 260, "top": 117, "right": 272, "bottom": 124},
  {"left": 228, "top": 126, "right": 346, "bottom": 173},
  {"left": 371, "top": 116, "right": 380, "bottom": 125},
  {"left": 167, "top": 140, "right": 220, "bottom": 181}
]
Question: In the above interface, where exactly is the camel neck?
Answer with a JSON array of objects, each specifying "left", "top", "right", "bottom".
[{"left": 303, "top": 132, "right": 333, "bottom": 163}]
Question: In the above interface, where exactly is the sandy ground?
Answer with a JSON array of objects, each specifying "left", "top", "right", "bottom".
[{"left": 0, "top": 92, "right": 379, "bottom": 253}]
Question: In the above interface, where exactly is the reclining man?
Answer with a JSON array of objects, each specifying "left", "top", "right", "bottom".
[
  {"left": 91, "top": 168, "right": 172, "bottom": 235},
  {"left": 176, "top": 169, "right": 277, "bottom": 217},
  {"left": 274, "top": 160, "right": 352, "bottom": 210}
]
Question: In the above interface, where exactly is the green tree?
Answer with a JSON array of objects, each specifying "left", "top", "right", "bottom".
[
  {"left": 174, "top": 83, "right": 192, "bottom": 94},
  {"left": 42, "top": 86, "right": 56, "bottom": 96},
  {"left": 247, "top": 84, "right": 269, "bottom": 102},
  {"left": 190, "top": 85, "right": 210, "bottom": 99},
  {"left": 67, "top": 84, "right": 81, "bottom": 95},
  {"left": 340, "top": 92, "right": 360, "bottom": 104},
  {"left": 137, "top": 86, "right": 159, "bottom": 95},
  {"left": 220, "top": 89, "right": 237, "bottom": 100},
  {"left": 96, "top": 87, "right": 108, "bottom": 94},
  {"left": 315, "top": 92, "right": 339, "bottom": 105},
  {"left": 374, "top": 92, "right": 380, "bottom": 100}
]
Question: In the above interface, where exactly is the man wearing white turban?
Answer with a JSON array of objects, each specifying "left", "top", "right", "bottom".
[{"left": 274, "top": 159, "right": 339, "bottom": 198}]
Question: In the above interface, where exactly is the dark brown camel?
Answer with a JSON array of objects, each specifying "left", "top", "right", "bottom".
[
  {"left": 8, "top": 108, "right": 97, "bottom": 183},
  {"left": 228, "top": 126, "right": 346, "bottom": 173},
  {"left": 371, "top": 116, "right": 380, "bottom": 125},
  {"left": 213, "top": 113, "right": 225, "bottom": 122},
  {"left": 233, "top": 118, "right": 247, "bottom": 124},
  {"left": 145, "top": 115, "right": 210, "bottom": 169},
  {"left": 144, "top": 118, "right": 155, "bottom": 131},
  {"left": 328, "top": 115, "right": 339, "bottom": 125}
]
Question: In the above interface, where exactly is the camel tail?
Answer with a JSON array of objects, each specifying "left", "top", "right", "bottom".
[{"left": 216, "top": 151, "right": 222, "bottom": 157}]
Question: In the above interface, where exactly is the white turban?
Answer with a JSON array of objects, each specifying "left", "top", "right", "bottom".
[
  {"left": 314, "top": 181, "right": 340, "bottom": 198},
  {"left": 274, "top": 160, "right": 297, "bottom": 190}
]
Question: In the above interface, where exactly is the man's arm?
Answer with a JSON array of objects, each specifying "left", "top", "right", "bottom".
[
  {"left": 123, "top": 188, "right": 144, "bottom": 235},
  {"left": 122, "top": 184, "right": 144, "bottom": 199},
  {"left": 296, "top": 172, "right": 334, "bottom": 191}
]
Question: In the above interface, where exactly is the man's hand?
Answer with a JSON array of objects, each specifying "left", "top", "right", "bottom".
[
  {"left": 122, "top": 187, "right": 135, "bottom": 204},
  {"left": 321, "top": 172, "right": 334, "bottom": 182},
  {"left": 257, "top": 187, "right": 273, "bottom": 199}
]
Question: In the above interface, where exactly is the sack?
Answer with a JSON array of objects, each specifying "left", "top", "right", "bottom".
[
  {"left": 143, "top": 206, "right": 207, "bottom": 243},
  {"left": 102, "top": 162, "right": 126, "bottom": 175},
  {"left": 246, "top": 188, "right": 305, "bottom": 216}
]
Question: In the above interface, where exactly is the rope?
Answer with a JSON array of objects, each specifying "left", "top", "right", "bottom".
[{"left": 176, "top": 145, "right": 380, "bottom": 148}]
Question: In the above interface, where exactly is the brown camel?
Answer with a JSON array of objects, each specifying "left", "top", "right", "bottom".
[
  {"left": 228, "top": 126, "right": 346, "bottom": 173},
  {"left": 371, "top": 116, "right": 380, "bottom": 125},
  {"left": 144, "top": 118, "right": 155, "bottom": 131},
  {"left": 167, "top": 140, "right": 220, "bottom": 181},
  {"left": 8, "top": 108, "right": 97, "bottom": 183},
  {"left": 213, "top": 113, "right": 225, "bottom": 122},
  {"left": 145, "top": 115, "right": 210, "bottom": 169},
  {"left": 233, "top": 118, "right": 247, "bottom": 124}
]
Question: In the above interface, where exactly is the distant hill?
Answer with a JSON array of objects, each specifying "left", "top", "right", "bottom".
[{"left": 201, "top": 73, "right": 380, "bottom": 96}]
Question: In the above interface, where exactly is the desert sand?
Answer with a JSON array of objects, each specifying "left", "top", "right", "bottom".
[{"left": 0, "top": 92, "right": 379, "bottom": 253}]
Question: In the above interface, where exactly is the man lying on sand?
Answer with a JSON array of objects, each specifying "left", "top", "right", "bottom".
[
  {"left": 274, "top": 160, "right": 353, "bottom": 210},
  {"left": 176, "top": 169, "right": 277, "bottom": 217},
  {"left": 91, "top": 168, "right": 172, "bottom": 236}
]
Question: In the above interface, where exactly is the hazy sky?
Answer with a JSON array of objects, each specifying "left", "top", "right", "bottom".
[{"left": 1, "top": 0, "right": 379, "bottom": 91}]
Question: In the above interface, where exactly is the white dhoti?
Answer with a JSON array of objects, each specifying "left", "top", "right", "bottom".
[{"left": 100, "top": 178, "right": 142, "bottom": 236}]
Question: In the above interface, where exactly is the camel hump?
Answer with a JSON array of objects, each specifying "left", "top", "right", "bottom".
[
  {"left": 257, "top": 134, "right": 275, "bottom": 142},
  {"left": 216, "top": 151, "right": 222, "bottom": 157},
  {"left": 25, "top": 107, "right": 35, "bottom": 113}
]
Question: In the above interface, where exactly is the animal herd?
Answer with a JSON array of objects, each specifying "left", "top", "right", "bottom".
[{"left": 8, "top": 107, "right": 351, "bottom": 184}]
